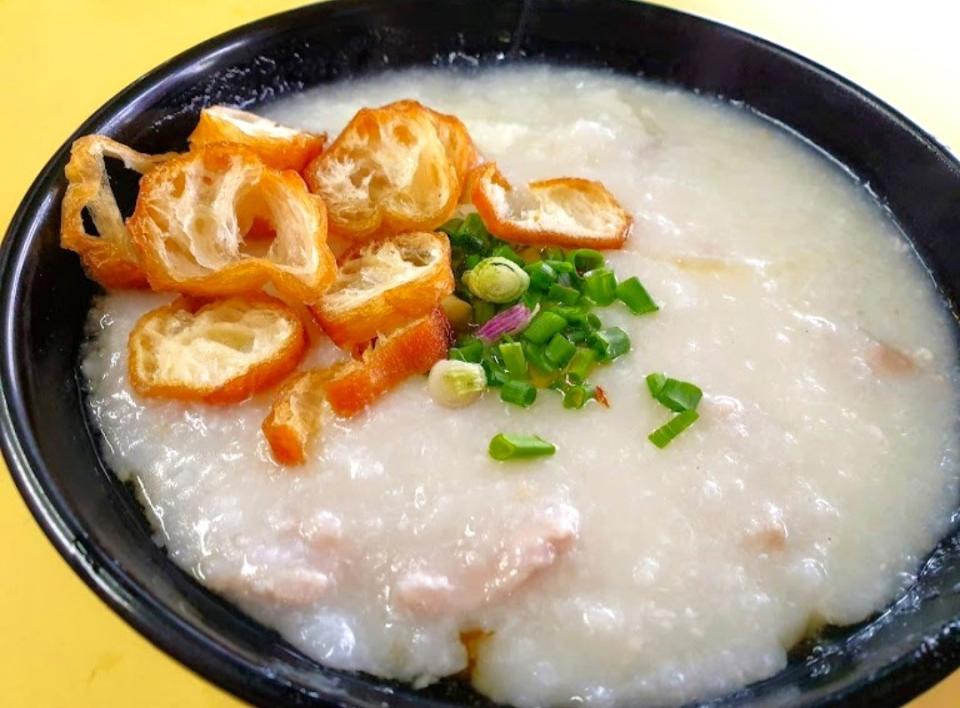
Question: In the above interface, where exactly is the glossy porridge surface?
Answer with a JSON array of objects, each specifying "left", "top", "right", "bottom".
[{"left": 82, "top": 66, "right": 960, "bottom": 706}]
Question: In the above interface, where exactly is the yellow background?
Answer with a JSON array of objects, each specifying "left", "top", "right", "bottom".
[{"left": 1, "top": 0, "right": 958, "bottom": 705}]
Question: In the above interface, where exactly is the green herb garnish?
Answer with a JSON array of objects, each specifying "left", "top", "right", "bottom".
[
  {"left": 489, "top": 433, "right": 557, "bottom": 460},
  {"left": 522, "top": 311, "right": 568, "bottom": 345},
  {"left": 646, "top": 373, "right": 702, "bottom": 412},
  {"left": 588, "top": 327, "right": 631, "bottom": 362},
  {"left": 499, "top": 341, "right": 528, "bottom": 379},
  {"left": 616, "top": 277, "right": 659, "bottom": 315},
  {"left": 436, "top": 214, "right": 660, "bottom": 418},
  {"left": 645, "top": 373, "right": 704, "bottom": 447},
  {"left": 582, "top": 267, "right": 618, "bottom": 305},
  {"left": 648, "top": 410, "right": 700, "bottom": 448},
  {"left": 544, "top": 334, "right": 577, "bottom": 368}
]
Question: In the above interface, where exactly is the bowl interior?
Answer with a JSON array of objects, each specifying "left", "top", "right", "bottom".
[{"left": 5, "top": 1, "right": 960, "bottom": 706}]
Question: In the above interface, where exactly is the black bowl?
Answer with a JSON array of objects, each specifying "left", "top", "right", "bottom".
[{"left": 4, "top": 1, "right": 960, "bottom": 706}]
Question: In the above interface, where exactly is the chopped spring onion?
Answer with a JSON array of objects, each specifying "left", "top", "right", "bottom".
[
  {"left": 449, "top": 339, "right": 485, "bottom": 363},
  {"left": 499, "top": 341, "right": 528, "bottom": 379},
  {"left": 646, "top": 373, "right": 702, "bottom": 412},
  {"left": 547, "top": 283, "right": 581, "bottom": 305},
  {"left": 500, "top": 379, "right": 537, "bottom": 407},
  {"left": 567, "top": 248, "right": 605, "bottom": 274},
  {"left": 473, "top": 299, "right": 496, "bottom": 325},
  {"left": 438, "top": 210, "right": 663, "bottom": 417},
  {"left": 566, "top": 347, "right": 598, "bottom": 383},
  {"left": 648, "top": 410, "right": 699, "bottom": 448},
  {"left": 520, "top": 290, "right": 543, "bottom": 309},
  {"left": 492, "top": 243, "right": 525, "bottom": 266},
  {"left": 443, "top": 213, "right": 492, "bottom": 252},
  {"left": 616, "top": 277, "right": 659, "bottom": 315},
  {"left": 464, "top": 256, "right": 530, "bottom": 303},
  {"left": 544, "top": 333, "right": 577, "bottom": 368},
  {"left": 437, "top": 217, "right": 463, "bottom": 237},
  {"left": 522, "top": 311, "right": 568, "bottom": 344},
  {"left": 523, "top": 342, "right": 558, "bottom": 374},
  {"left": 428, "top": 360, "right": 487, "bottom": 408},
  {"left": 562, "top": 385, "right": 592, "bottom": 409},
  {"left": 645, "top": 372, "right": 668, "bottom": 397},
  {"left": 481, "top": 352, "right": 509, "bottom": 388},
  {"left": 588, "top": 327, "right": 631, "bottom": 362},
  {"left": 475, "top": 303, "right": 536, "bottom": 343},
  {"left": 582, "top": 268, "right": 618, "bottom": 305},
  {"left": 525, "top": 261, "right": 559, "bottom": 291},
  {"left": 545, "top": 259, "right": 576, "bottom": 275},
  {"left": 489, "top": 433, "right": 556, "bottom": 461}
]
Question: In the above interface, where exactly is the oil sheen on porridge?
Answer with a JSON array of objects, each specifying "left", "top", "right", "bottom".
[{"left": 82, "top": 66, "right": 960, "bottom": 706}]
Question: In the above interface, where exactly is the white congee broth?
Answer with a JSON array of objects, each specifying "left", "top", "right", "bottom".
[{"left": 81, "top": 66, "right": 960, "bottom": 706}]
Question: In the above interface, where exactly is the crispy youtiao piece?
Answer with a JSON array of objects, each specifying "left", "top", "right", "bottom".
[
  {"left": 128, "top": 144, "right": 336, "bottom": 303},
  {"left": 128, "top": 294, "right": 306, "bottom": 404},
  {"left": 314, "top": 232, "right": 454, "bottom": 347},
  {"left": 189, "top": 105, "right": 326, "bottom": 171},
  {"left": 390, "top": 100, "right": 478, "bottom": 183},
  {"left": 61, "top": 135, "right": 175, "bottom": 288},
  {"left": 470, "top": 163, "right": 632, "bottom": 250},
  {"left": 262, "top": 369, "right": 332, "bottom": 465},
  {"left": 303, "top": 101, "right": 464, "bottom": 241},
  {"left": 325, "top": 308, "right": 452, "bottom": 416}
]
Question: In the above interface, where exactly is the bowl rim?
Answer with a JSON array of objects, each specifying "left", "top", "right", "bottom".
[{"left": 4, "top": 0, "right": 960, "bottom": 705}]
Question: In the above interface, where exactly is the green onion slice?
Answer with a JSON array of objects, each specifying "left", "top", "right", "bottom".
[
  {"left": 524, "top": 261, "right": 559, "bottom": 291},
  {"left": 566, "top": 347, "right": 598, "bottom": 383},
  {"left": 544, "top": 334, "right": 577, "bottom": 368},
  {"left": 473, "top": 299, "right": 496, "bottom": 325},
  {"left": 547, "top": 283, "right": 581, "bottom": 305},
  {"left": 499, "top": 342, "right": 528, "bottom": 379},
  {"left": 492, "top": 243, "right": 525, "bottom": 266},
  {"left": 438, "top": 218, "right": 464, "bottom": 238},
  {"left": 463, "top": 256, "right": 530, "bottom": 304},
  {"left": 588, "top": 327, "right": 631, "bottom": 361},
  {"left": 522, "top": 311, "right": 568, "bottom": 344},
  {"left": 449, "top": 339, "right": 485, "bottom": 363},
  {"left": 646, "top": 373, "right": 667, "bottom": 397},
  {"left": 582, "top": 268, "right": 618, "bottom": 306},
  {"left": 646, "top": 373, "right": 703, "bottom": 412},
  {"left": 489, "top": 433, "right": 557, "bottom": 461},
  {"left": 616, "top": 277, "right": 659, "bottom": 315},
  {"left": 567, "top": 248, "right": 605, "bottom": 274},
  {"left": 648, "top": 410, "right": 700, "bottom": 448},
  {"left": 562, "top": 385, "right": 592, "bottom": 409},
  {"left": 500, "top": 380, "right": 537, "bottom": 407},
  {"left": 523, "top": 342, "right": 558, "bottom": 374}
]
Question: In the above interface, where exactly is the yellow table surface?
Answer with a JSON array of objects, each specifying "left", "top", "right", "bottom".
[{"left": 1, "top": 0, "right": 958, "bottom": 705}]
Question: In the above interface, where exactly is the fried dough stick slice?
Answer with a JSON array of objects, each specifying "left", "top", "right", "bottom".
[
  {"left": 389, "top": 99, "right": 478, "bottom": 183},
  {"left": 128, "top": 144, "right": 336, "bottom": 303},
  {"left": 314, "top": 232, "right": 454, "bottom": 347},
  {"left": 189, "top": 105, "right": 326, "bottom": 171},
  {"left": 304, "top": 100, "right": 464, "bottom": 241},
  {"left": 61, "top": 135, "right": 176, "bottom": 288},
  {"left": 262, "top": 369, "right": 333, "bottom": 465},
  {"left": 470, "top": 163, "right": 632, "bottom": 250},
  {"left": 325, "top": 308, "right": 452, "bottom": 417},
  {"left": 128, "top": 294, "right": 306, "bottom": 404}
]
